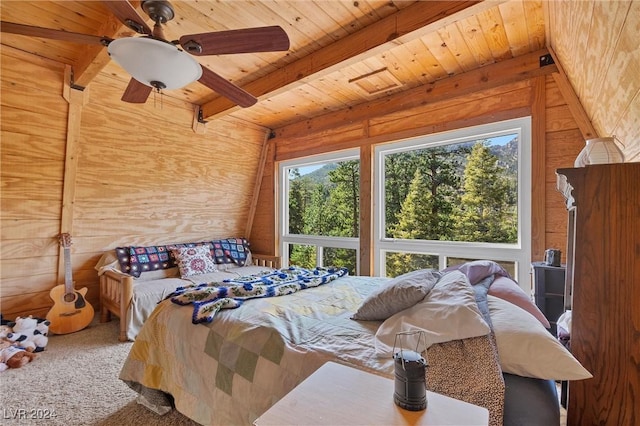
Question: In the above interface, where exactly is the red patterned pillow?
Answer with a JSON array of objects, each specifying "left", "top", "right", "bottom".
[{"left": 172, "top": 245, "right": 218, "bottom": 278}]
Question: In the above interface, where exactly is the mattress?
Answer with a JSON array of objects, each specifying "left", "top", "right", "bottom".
[{"left": 119, "top": 273, "right": 559, "bottom": 425}]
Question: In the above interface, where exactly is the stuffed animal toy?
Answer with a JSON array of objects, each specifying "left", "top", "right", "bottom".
[
  {"left": 0, "top": 340, "right": 36, "bottom": 369},
  {"left": 6, "top": 316, "right": 49, "bottom": 353},
  {"left": 0, "top": 324, "right": 11, "bottom": 340},
  {"left": 35, "top": 319, "right": 50, "bottom": 336}
]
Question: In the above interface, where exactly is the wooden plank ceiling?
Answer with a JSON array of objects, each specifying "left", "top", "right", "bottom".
[{"left": 1, "top": 0, "right": 545, "bottom": 129}]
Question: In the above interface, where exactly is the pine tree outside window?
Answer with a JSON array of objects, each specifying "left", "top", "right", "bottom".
[
  {"left": 280, "top": 150, "right": 361, "bottom": 274},
  {"left": 375, "top": 117, "right": 531, "bottom": 285}
]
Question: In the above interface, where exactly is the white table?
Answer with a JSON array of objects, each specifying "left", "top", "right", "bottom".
[{"left": 254, "top": 361, "right": 489, "bottom": 425}]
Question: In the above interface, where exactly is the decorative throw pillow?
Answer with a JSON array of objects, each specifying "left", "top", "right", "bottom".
[
  {"left": 488, "top": 276, "right": 550, "bottom": 328},
  {"left": 210, "top": 238, "right": 249, "bottom": 266},
  {"left": 488, "top": 295, "right": 591, "bottom": 380},
  {"left": 172, "top": 245, "right": 218, "bottom": 278},
  {"left": 115, "top": 246, "right": 132, "bottom": 274},
  {"left": 351, "top": 269, "right": 442, "bottom": 321},
  {"left": 127, "top": 245, "right": 175, "bottom": 278}
]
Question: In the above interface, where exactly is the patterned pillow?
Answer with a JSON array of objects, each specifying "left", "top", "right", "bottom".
[
  {"left": 210, "top": 238, "right": 249, "bottom": 266},
  {"left": 172, "top": 245, "right": 218, "bottom": 278},
  {"left": 115, "top": 247, "right": 132, "bottom": 274},
  {"left": 127, "top": 245, "right": 176, "bottom": 278}
]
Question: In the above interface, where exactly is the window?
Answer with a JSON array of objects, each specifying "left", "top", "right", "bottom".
[
  {"left": 279, "top": 150, "right": 360, "bottom": 274},
  {"left": 278, "top": 117, "right": 531, "bottom": 286},
  {"left": 374, "top": 117, "right": 531, "bottom": 284}
]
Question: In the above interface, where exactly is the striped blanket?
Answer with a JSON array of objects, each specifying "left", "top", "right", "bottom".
[{"left": 168, "top": 266, "right": 348, "bottom": 323}]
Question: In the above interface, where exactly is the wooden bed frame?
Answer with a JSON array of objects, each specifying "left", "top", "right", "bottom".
[{"left": 99, "top": 253, "right": 281, "bottom": 341}]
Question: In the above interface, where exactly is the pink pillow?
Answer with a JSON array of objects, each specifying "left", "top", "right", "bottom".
[
  {"left": 488, "top": 276, "right": 550, "bottom": 328},
  {"left": 443, "top": 260, "right": 509, "bottom": 284}
]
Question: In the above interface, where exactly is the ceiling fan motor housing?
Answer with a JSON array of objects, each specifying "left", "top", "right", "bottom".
[{"left": 142, "top": 1, "right": 175, "bottom": 24}]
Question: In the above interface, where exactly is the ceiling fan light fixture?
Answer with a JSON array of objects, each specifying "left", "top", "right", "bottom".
[{"left": 108, "top": 37, "right": 202, "bottom": 90}]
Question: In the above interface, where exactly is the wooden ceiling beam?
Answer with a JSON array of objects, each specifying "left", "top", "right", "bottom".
[
  {"left": 546, "top": 46, "right": 598, "bottom": 140},
  {"left": 71, "top": 1, "right": 145, "bottom": 88},
  {"left": 200, "top": 0, "right": 504, "bottom": 121},
  {"left": 273, "top": 48, "right": 558, "bottom": 140}
]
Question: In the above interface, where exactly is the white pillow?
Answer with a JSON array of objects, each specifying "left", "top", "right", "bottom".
[
  {"left": 488, "top": 295, "right": 592, "bottom": 380},
  {"left": 352, "top": 269, "right": 441, "bottom": 321},
  {"left": 374, "top": 271, "right": 490, "bottom": 357}
]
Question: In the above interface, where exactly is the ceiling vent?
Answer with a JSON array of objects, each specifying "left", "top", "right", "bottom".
[{"left": 348, "top": 67, "right": 402, "bottom": 95}]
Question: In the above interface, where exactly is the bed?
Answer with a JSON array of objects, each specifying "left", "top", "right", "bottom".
[{"left": 119, "top": 261, "right": 591, "bottom": 425}]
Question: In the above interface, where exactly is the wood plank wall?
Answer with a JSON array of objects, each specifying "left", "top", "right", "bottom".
[
  {"left": 548, "top": 0, "right": 639, "bottom": 161},
  {"left": 1, "top": 48, "right": 68, "bottom": 320},
  {"left": 1, "top": 47, "right": 269, "bottom": 320},
  {"left": 1, "top": 46, "right": 584, "bottom": 321},
  {"left": 250, "top": 75, "right": 583, "bottom": 269}
]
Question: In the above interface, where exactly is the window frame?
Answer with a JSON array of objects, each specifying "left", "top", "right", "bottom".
[
  {"left": 277, "top": 117, "right": 532, "bottom": 287},
  {"left": 278, "top": 149, "right": 361, "bottom": 273},
  {"left": 373, "top": 117, "right": 532, "bottom": 285}
]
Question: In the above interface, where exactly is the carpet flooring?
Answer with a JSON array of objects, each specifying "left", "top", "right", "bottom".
[
  {"left": 1, "top": 317, "right": 567, "bottom": 425},
  {"left": 0, "top": 318, "right": 197, "bottom": 426}
]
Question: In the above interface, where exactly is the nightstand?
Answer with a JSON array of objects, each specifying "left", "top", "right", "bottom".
[{"left": 254, "top": 361, "right": 489, "bottom": 425}]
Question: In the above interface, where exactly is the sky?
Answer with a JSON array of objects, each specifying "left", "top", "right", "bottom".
[
  {"left": 296, "top": 134, "right": 516, "bottom": 176},
  {"left": 298, "top": 164, "right": 324, "bottom": 175}
]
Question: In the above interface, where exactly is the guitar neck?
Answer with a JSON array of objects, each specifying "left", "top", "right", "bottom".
[{"left": 64, "top": 246, "right": 73, "bottom": 293}]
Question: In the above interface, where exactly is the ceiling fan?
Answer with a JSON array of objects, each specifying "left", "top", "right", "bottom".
[{"left": 0, "top": 0, "right": 290, "bottom": 107}]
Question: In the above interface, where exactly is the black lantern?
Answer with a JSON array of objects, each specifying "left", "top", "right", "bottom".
[{"left": 393, "top": 331, "right": 428, "bottom": 411}]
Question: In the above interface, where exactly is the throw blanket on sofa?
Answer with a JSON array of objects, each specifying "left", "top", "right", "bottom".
[{"left": 168, "top": 266, "right": 348, "bottom": 323}]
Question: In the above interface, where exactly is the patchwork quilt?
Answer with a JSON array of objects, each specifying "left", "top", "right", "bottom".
[
  {"left": 120, "top": 271, "right": 508, "bottom": 426},
  {"left": 120, "top": 274, "right": 391, "bottom": 425}
]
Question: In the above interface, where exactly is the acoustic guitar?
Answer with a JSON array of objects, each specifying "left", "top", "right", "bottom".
[{"left": 46, "top": 233, "right": 94, "bottom": 334}]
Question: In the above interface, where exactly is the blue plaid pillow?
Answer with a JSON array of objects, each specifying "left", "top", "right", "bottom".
[{"left": 210, "top": 238, "right": 249, "bottom": 266}]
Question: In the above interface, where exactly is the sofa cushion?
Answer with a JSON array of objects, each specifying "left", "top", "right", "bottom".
[
  {"left": 128, "top": 244, "right": 185, "bottom": 278},
  {"left": 113, "top": 238, "right": 251, "bottom": 278},
  {"left": 120, "top": 242, "right": 207, "bottom": 278},
  {"left": 210, "top": 238, "right": 250, "bottom": 266},
  {"left": 173, "top": 245, "right": 219, "bottom": 278},
  {"left": 115, "top": 246, "right": 133, "bottom": 274}
]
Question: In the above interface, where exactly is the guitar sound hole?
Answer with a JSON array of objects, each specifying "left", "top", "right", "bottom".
[{"left": 63, "top": 292, "right": 76, "bottom": 303}]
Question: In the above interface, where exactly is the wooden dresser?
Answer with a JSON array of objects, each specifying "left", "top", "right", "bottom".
[{"left": 556, "top": 163, "right": 640, "bottom": 425}]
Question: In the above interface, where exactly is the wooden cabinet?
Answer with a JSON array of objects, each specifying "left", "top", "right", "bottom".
[{"left": 556, "top": 163, "right": 640, "bottom": 426}]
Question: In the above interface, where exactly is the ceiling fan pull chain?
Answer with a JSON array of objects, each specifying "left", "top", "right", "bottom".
[{"left": 152, "top": 88, "right": 164, "bottom": 110}]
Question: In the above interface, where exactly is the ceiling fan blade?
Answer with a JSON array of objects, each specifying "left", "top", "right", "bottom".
[
  {"left": 0, "top": 21, "right": 112, "bottom": 45},
  {"left": 198, "top": 66, "right": 257, "bottom": 108},
  {"left": 180, "top": 26, "right": 290, "bottom": 56},
  {"left": 121, "top": 78, "right": 152, "bottom": 103},
  {"left": 101, "top": 0, "right": 152, "bottom": 35}
]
